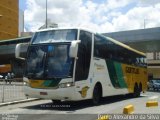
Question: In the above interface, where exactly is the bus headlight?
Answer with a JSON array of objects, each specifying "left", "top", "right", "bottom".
[
  {"left": 59, "top": 82, "right": 74, "bottom": 88},
  {"left": 23, "top": 81, "right": 29, "bottom": 86}
]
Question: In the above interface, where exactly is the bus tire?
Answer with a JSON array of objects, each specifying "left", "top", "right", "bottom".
[
  {"left": 133, "top": 83, "right": 140, "bottom": 97},
  {"left": 92, "top": 83, "right": 102, "bottom": 105},
  {"left": 139, "top": 83, "right": 142, "bottom": 93}
]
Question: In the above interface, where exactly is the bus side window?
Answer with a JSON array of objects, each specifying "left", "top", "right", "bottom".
[
  {"left": 140, "top": 58, "right": 143, "bottom": 65},
  {"left": 75, "top": 30, "right": 92, "bottom": 81},
  {"left": 136, "top": 58, "right": 139, "bottom": 64},
  {"left": 94, "top": 35, "right": 113, "bottom": 60},
  {"left": 144, "top": 58, "right": 147, "bottom": 66},
  {"left": 109, "top": 54, "right": 112, "bottom": 59},
  {"left": 141, "top": 57, "right": 147, "bottom": 67}
]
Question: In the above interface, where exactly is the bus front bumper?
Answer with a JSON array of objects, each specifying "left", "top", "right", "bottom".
[{"left": 23, "top": 86, "right": 76, "bottom": 101}]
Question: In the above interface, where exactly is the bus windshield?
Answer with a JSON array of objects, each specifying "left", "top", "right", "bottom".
[
  {"left": 25, "top": 44, "right": 74, "bottom": 79},
  {"left": 32, "top": 29, "right": 77, "bottom": 44}
]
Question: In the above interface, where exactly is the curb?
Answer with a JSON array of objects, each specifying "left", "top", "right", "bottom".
[{"left": 0, "top": 98, "right": 40, "bottom": 107}]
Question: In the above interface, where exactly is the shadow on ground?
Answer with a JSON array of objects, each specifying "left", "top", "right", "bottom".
[{"left": 22, "top": 94, "right": 145, "bottom": 112}]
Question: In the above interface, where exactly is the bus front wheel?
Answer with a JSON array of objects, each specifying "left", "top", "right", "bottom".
[{"left": 92, "top": 84, "right": 102, "bottom": 105}]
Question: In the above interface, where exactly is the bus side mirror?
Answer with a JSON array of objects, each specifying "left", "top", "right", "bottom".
[
  {"left": 15, "top": 43, "right": 27, "bottom": 60},
  {"left": 69, "top": 40, "right": 81, "bottom": 58}
]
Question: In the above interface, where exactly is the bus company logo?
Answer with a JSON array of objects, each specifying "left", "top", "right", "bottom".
[
  {"left": 97, "top": 114, "right": 109, "bottom": 120},
  {"left": 79, "top": 86, "right": 90, "bottom": 98},
  {"left": 125, "top": 67, "right": 139, "bottom": 74},
  {"left": 95, "top": 63, "right": 105, "bottom": 70}
]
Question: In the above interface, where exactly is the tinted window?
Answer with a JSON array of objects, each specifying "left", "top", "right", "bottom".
[
  {"left": 94, "top": 34, "right": 146, "bottom": 67},
  {"left": 94, "top": 35, "right": 116, "bottom": 59},
  {"left": 75, "top": 30, "right": 92, "bottom": 81}
]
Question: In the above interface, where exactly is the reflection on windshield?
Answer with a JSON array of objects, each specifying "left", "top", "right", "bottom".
[
  {"left": 26, "top": 46, "right": 46, "bottom": 79},
  {"left": 46, "top": 45, "right": 72, "bottom": 78},
  {"left": 26, "top": 44, "right": 73, "bottom": 79},
  {"left": 32, "top": 29, "right": 77, "bottom": 44}
]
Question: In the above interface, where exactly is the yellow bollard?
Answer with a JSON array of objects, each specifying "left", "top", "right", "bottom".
[
  {"left": 146, "top": 101, "right": 158, "bottom": 107},
  {"left": 123, "top": 105, "right": 134, "bottom": 114}
]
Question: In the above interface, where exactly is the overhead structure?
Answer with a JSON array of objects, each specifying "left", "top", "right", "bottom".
[
  {"left": 103, "top": 27, "right": 160, "bottom": 52},
  {"left": 103, "top": 27, "right": 160, "bottom": 79}
]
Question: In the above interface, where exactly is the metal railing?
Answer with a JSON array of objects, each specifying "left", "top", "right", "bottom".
[{"left": 0, "top": 78, "right": 27, "bottom": 103}]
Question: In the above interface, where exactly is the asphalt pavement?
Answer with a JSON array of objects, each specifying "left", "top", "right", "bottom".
[{"left": 0, "top": 91, "right": 160, "bottom": 120}]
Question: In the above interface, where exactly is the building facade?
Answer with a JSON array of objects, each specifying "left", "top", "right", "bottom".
[
  {"left": 147, "top": 52, "right": 160, "bottom": 79},
  {"left": 0, "top": 0, "right": 19, "bottom": 40}
]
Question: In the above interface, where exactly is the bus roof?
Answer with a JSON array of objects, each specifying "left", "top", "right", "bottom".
[
  {"left": 34, "top": 27, "right": 145, "bottom": 56},
  {"left": 35, "top": 27, "right": 94, "bottom": 33}
]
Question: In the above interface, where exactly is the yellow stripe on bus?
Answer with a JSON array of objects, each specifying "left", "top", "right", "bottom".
[{"left": 121, "top": 64, "right": 147, "bottom": 93}]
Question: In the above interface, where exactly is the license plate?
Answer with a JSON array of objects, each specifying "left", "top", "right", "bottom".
[{"left": 40, "top": 92, "right": 48, "bottom": 95}]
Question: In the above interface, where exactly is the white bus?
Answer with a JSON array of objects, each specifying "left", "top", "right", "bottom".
[{"left": 16, "top": 28, "right": 147, "bottom": 104}]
